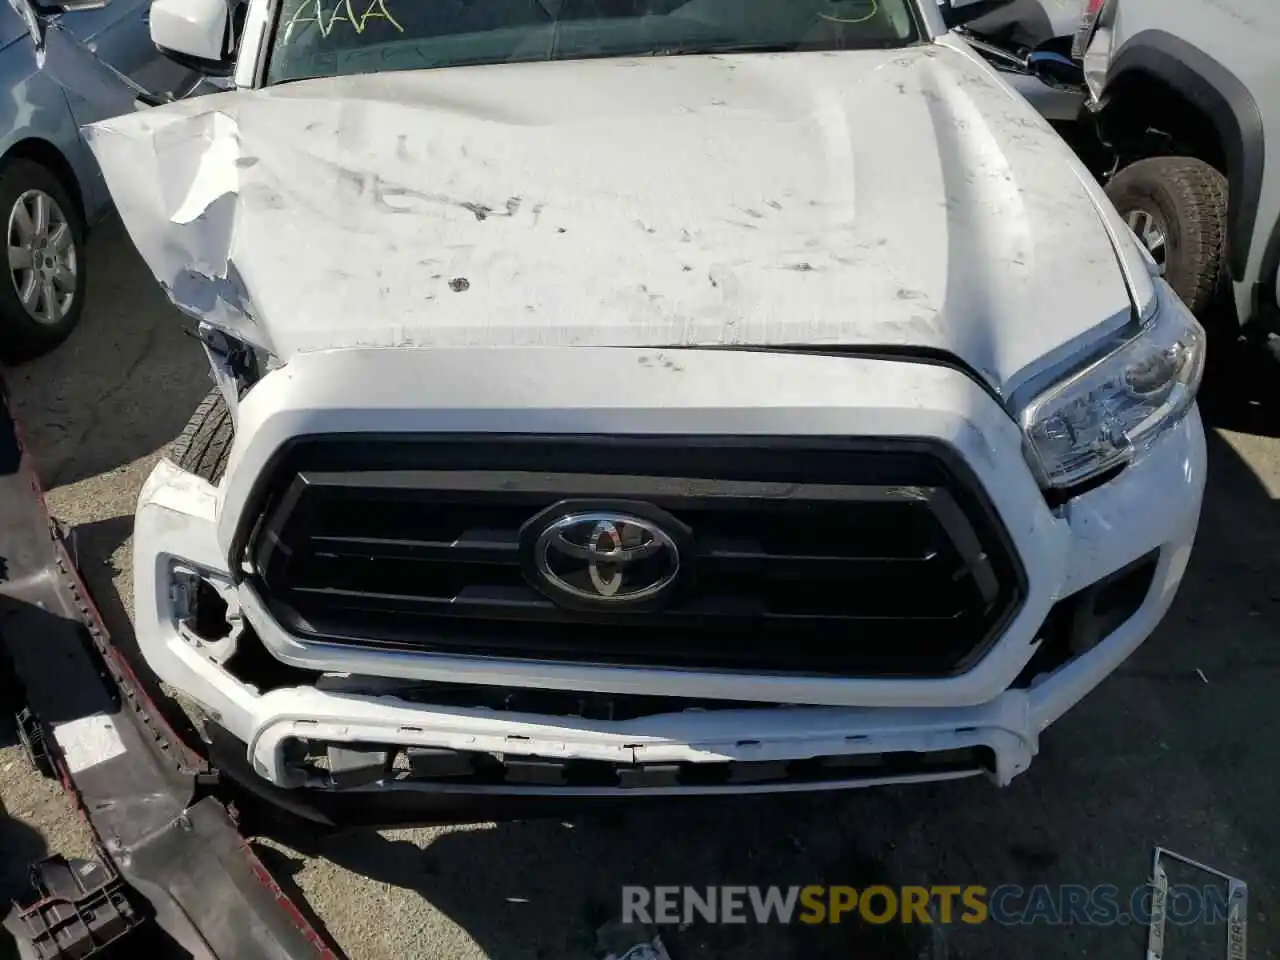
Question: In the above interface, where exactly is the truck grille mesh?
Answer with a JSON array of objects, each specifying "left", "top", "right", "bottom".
[{"left": 245, "top": 436, "right": 1024, "bottom": 677}]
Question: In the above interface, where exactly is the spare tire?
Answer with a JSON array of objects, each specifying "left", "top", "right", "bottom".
[{"left": 1104, "top": 156, "right": 1228, "bottom": 317}]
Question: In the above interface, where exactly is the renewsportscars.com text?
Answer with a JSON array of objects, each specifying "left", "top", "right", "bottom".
[{"left": 622, "top": 884, "right": 1235, "bottom": 927}]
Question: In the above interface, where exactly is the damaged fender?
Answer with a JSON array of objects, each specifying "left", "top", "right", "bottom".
[{"left": 84, "top": 102, "right": 265, "bottom": 345}]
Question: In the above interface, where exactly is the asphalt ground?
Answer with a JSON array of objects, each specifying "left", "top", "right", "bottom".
[{"left": 1, "top": 218, "right": 1277, "bottom": 959}]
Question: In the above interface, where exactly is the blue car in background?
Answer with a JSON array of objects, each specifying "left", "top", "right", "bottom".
[{"left": 0, "top": 0, "right": 210, "bottom": 363}]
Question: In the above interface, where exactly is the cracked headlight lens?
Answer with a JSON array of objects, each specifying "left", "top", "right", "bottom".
[{"left": 1020, "top": 291, "right": 1206, "bottom": 489}]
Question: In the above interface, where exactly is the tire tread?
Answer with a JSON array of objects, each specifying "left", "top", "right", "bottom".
[
  {"left": 1106, "top": 156, "right": 1228, "bottom": 316},
  {"left": 171, "top": 389, "right": 234, "bottom": 484}
]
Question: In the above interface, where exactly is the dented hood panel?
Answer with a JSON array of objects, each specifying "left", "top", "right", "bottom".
[{"left": 85, "top": 43, "right": 1134, "bottom": 391}]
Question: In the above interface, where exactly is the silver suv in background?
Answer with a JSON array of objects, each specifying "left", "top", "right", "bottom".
[
  {"left": 0, "top": 0, "right": 208, "bottom": 363},
  {"left": 1074, "top": 0, "right": 1280, "bottom": 353}
]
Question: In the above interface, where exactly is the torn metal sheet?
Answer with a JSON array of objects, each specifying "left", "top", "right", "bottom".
[
  {"left": 1147, "top": 847, "right": 1247, "bottom": 960},
  {"left": 86, "top": 42, "right": 1146, "bottom": 391}
]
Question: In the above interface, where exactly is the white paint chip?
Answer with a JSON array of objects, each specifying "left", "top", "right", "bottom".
[{"left": 53, "top": 715, "right": 126, "bottom": 774}]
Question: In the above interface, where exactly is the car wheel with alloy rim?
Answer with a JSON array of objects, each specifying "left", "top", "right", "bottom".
[
  {"left": 0, "top": 158, "right": 86, "bottom": 364},
  {"left": 1104, "top": 156, "right": 1227, "bottom": 319}
]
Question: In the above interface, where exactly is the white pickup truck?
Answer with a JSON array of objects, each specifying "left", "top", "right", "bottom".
[{"left": 85, "top": 0, "right": 1207, "bottom": 820}]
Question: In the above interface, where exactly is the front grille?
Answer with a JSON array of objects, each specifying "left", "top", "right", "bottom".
[{"left": 245, "top": 436, "right": 1024, "bottom": 678}]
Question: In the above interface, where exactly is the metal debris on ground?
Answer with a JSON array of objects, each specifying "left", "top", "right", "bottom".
[{"left": 1147, "top": 846, "right": 1247, "bottom": 960}]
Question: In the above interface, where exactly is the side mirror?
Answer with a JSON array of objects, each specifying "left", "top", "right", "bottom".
[
  {"left": 937, "top": 0, "right": 1018, "bottom": 30},
  {"left": 150, "top": 0, "right": 237, "bottom": 77}
]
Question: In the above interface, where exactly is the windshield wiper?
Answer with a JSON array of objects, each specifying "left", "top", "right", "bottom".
[{"left": 653, "top": 41, "right": 798, "bottom": 56}]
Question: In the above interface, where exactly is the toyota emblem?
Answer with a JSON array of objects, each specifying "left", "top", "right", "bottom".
[{"left": 529, "top": 509, "right": 681, "bottom": 607}]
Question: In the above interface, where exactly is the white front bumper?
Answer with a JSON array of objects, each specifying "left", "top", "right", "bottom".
[{"left": 133, "top": 344, "right": 1205, "bottom": 793}]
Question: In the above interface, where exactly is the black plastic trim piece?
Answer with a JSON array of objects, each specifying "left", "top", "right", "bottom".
[
  {"left": 1043, "top": 462, "right": 1126, "bottom": 509},
  {"left": 0, "top": 373, "right": 338, "bottom": 960},
  {"left": 1106, "top": 29, "right": 1265, "bottom": 280},
  {"left": 311, "top": 740, "right": 992, "bottom": 791},
  {"left": 3, "top": 854, "right": 141, "bottom": 956},
  {"left": 15, "top": 706, "right": 54, "bottom": 778},
  {"left": 1013, "top": 548, "right": 1160, "bottom": 687},
  {"left": 679, "top": 343, "right": 1008, "bottom": 405},
  {"left": 206, "top": 722, "right": 994, "bottom": 828}
]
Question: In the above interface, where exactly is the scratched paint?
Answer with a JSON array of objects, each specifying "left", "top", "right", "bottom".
[{"left": 84, "top": 42, "right": 1145, "bottom": 391}]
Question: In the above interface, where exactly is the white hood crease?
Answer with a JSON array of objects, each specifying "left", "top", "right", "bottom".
[{"left": 85, "top": 42, "right": 1143, "bottom": 393}]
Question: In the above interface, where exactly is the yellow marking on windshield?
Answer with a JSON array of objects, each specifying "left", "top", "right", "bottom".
[
  {"left": 818, "top": 0, "right": 878, "bottom": 24},
  {"left": 283, "top": 0, "right": 404, "bottom": 42}
]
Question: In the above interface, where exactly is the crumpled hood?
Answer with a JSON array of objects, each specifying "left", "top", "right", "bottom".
[{"left": 85, "top": 40, "right": 1142, "bottom": 392}]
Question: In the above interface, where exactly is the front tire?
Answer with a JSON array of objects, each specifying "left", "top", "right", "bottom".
[
  {"left": 171, "top": 389, "right": 234, "bottom": 484},
  {"left": 0, "top": 159, "right": 87, "bottom": 364},
  {"left": 1104, "top": 156, "right": 1228, "bottom": 317}
]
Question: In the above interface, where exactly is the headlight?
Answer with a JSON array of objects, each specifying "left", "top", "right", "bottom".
[{"left": 1019, "top": 290, "right": 1206, "bottom": 489}]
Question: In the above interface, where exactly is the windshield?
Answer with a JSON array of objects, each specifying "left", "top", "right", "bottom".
[{"left": 266, "top": 0, "right": 922, "bottom": 84}]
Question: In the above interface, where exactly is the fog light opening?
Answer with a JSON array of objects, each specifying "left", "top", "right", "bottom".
[
  {"left": 172, "top": 565, "right": 241, "bottom": 662},
  {"left": 1014, "top": 549, "right": 1160, "bottom": 688}
]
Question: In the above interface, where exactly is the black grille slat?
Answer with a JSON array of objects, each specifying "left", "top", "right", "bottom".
[
  {"left": 291, "top": 583, "right": 550, "bottom": 616},
  {"left": 285, "top": 583, "right": 971, "bottom": 625},
  {"left": 310, "top": 529, "right": 520, "bottom": 564},
  {"left": 270, "top": 601, "right": 974, "bottom": 672},
  {"left": 246, "top": 436, "right": 1025, "bottom": 678},
  {"left": 700, "top": 541, "right": 938, "bottom": 564},
  {"left": 696, "top": 546, "right": 945, "bottom": 580},
  {"left": 288, "top": 547, "right": 974, "bottom": 619}
]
